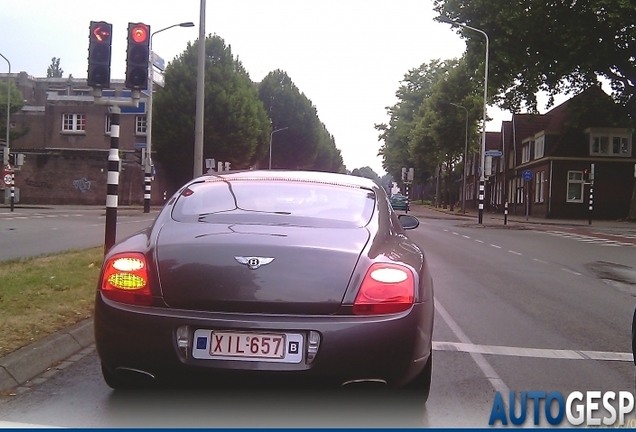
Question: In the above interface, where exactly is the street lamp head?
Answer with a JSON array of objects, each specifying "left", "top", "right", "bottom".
[{"left": 180, "top": 22, "right": 195, "bottom": 28}]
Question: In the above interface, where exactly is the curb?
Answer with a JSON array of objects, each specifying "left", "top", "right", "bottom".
[{"left": 0, "top": 318, "right": 94, "bottom": 393}]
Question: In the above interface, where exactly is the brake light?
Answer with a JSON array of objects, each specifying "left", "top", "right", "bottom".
[
  {"left": 101, "top": 252, "right": 152, "bottom": 305},
  {"left": 353, "top": 263, "right": 415, "bottom": 315}
]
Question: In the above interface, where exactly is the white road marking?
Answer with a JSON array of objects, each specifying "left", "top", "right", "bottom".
[
  {"left": 475, "top": 240, "right": 484, "bottom": 243},
  {"left": 561, "top": 268, "right": 582, "bottom": 276},
  {"left": 433, "top": 341, "right": 633, "bottom": 362},
  {"left": 508, "top": 250, "right": 522, "bottom": 256},
  {"left": 533, "top": 258, "right": 548, "bottom": 264},
  {"left": 462, "top": 235, "right": 470, "bottom": 239},
  {"left": 435, "top": 300, "right": 510, "bottom": 396},
  {"left": 490, "top": 244, "right": 501, "bottom": 249}
]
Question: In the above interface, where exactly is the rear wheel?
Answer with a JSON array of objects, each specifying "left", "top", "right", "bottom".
[
  {"left": 101, "top": 363, "right": 127, "bottom": 390},
  {"left": 100, "top": 363, "right": 155, "bottom": 390},
  {"left": 403, "top": 354, "right": 432, "bottom": 402}
]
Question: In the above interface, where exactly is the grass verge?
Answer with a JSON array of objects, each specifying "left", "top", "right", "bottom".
[{"left": 0, "top": 247, "right": 103, "bottom": 358}]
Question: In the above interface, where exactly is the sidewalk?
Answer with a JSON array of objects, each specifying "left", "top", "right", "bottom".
[
  {"left": 410, "top": 204, "right": 636, "bottom": 234},
  {"left": 0, "top": 319, "right": 94, "bottom": 394}
]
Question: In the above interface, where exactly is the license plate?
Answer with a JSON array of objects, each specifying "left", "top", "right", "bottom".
[
  {"left": 210, "top": 331, "right": 285, "bottom": 359},
  {"left": 192, "top": 329, "right": 304, "bottom": 363}
]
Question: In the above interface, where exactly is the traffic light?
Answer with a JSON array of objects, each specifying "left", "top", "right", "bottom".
[
  {"left": 125, "top": 22, "right": 150, "bottom": 90},
  {"left": 87, "top": 21, "right": 112, "bottom": 88},
  {"left": 583, "top": 169, "right": 589, "bottom": 182}
]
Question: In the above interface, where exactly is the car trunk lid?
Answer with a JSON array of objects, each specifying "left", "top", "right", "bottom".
[{"left": 156, "top": 221, "right": 370, "bottom": 314}]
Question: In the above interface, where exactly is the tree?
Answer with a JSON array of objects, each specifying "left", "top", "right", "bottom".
[
  {"left": 46, "top": 57, "right": 63, "bottom": 78},
  {"left": 434, "top": 0, "right": 636, "bottom": 218},
  {"left": 258, "top": 70, "right": 324, "bottom": 170},
  {"left": 410, "top": 58, "right": 482, "bottom": 208},
  {"left": 152, "top": 35, "right": 271, "bottom": 187},
  {"left": 0, "top": 80, "right": 28, "bottom": 144},
  {"left": 376, "top": 59, "right": 460, "bottom": 187},
  {"left": 433, "top": 0, "right": 636, "bottom": 115}
]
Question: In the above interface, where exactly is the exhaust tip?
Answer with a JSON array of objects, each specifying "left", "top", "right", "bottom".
[
  {"left": 114, "top": 367, "right": 156, "bottom": 384},
  {"left": 341, "top": 379, "right": 387, "bottom": 389}
]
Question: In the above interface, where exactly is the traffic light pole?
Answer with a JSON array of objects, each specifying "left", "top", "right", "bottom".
[
  {"left": 104, "top": 106, "right": 120, "bottom": 254},
  {"left": 93, "top": 89, "right": 141, "bottom": 254}
]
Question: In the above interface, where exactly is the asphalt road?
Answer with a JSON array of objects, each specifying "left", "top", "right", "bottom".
[
  {"left": 0, "top": 206, "right": 158, "bottom": 261},
  {"left": 0, "top": 207, "right": 634, "bottom": 427}
]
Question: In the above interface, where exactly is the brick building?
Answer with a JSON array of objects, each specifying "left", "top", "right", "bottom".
[
  {"left": 461, "top": 86, "right": 636, "bottom": 219},
  {"left": 1, "top": 71, "right": 170, "bottom": 205}
]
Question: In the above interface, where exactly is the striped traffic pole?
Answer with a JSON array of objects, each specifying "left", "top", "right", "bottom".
[
  {"left": 588, "top": 184, "right": 593, "bottom": 225},
  {"left": 478, "top": 179, "right": 485, "bottom": 224},
  {"left": 143, "top": 165, "right": 151, "bottom": 213},
  {"left": 504, "top": 201, "right": 508, "bottom": 225},
  {"left": 588, "top": 164, "right": 595, "bottom": 226},
  {"left": 9, "top": 171, "right": 14, "bottom": 212},
  {"left": 104, "top": 107, "right": 120, "bottom": 254}
]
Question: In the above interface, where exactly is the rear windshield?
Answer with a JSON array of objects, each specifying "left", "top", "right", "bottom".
[{"left": 171, "top": 179, "right": 376, "bottom": 227}]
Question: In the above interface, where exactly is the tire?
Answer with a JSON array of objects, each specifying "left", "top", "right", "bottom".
[
  {"left": 100, "top": 363, "right": 153, "bottom": 390},
  {"left": 101, "top": 363, "right": 127, "bottom": 390},
  {"left": 403, "top": 353, "right": 432, "bottom": 403}
]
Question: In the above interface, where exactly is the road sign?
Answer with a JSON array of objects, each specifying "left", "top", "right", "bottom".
[
  {"left": 522, "top": 169, "right": 533, "bottom": 181},
  {"left": 485, "top": 150, "right": 502, "bottom": 157},
  {"left": 151, "top": 52, "right": 165, "bottom": 71},
  {"left": 3, "top": 165, "right": 13, "bottom": 186},
  {"left": 134, "top": 142, "right": 147, "bottom": 149}
]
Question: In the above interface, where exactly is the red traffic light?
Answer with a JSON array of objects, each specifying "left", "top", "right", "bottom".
[
  {"left": 92, "top": 23, "right": 111, "bottom": 43},
  {"left": 130, "top": 23, "right": 149, "bottom": 44}
]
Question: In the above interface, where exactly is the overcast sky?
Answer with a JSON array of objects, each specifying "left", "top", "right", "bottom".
[{"left": 1, "top": 0, "right": 517, "bottom": 175}]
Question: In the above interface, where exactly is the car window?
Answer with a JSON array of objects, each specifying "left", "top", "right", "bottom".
[{"left": 172, "top": 179, "right": 376, "bottom": 227}]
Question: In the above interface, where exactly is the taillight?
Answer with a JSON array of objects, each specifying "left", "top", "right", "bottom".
[
  {"left": 353, "top": 263, "right": 415, "bottom": 315},
  {"left": 101, "top": 252, "right": 152, "bottom": 306}
]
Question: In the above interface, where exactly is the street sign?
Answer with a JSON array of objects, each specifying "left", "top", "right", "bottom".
[
  {"left": 3, "top": 166, "right": 13, "bottom": 187},
  {"left": 522, "top": 169, "right": 533, "bottom": 181},
  {"left": 485, "top": 150, "right": 502, "bottom": 157},
  {"left": 151, "top": 52, "right": 165, "bottom": 71},
  {"left": 134, "top": 142, "right": 146, "bottom": 149}
]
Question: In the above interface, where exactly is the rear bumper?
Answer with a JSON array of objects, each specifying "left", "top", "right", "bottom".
[{"left": 95, "top": 293, "right": 434, "bottom": 387}]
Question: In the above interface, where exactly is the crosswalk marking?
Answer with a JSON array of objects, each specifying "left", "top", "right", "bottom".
[{"left": 540, "top": 230, "right": 635, "bottom": 247}]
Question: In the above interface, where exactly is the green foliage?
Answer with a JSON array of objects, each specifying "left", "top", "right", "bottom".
[
  {"left": 377, "top": 58, "right": 482, "bottom": 186},
  {"left": 46, "top": 57, "right": 63, "bottom": 78},
  {"left": 0, "top": 80, "right": 28, "bottom": 144},
  {"left": 258, "top": 70, "right": 342, "bottom": 171},
  {"left": 152, "top": 35, "right": 271, "bottom": 187},
  {"left": 434, "top": 0, "right": 636, "bottom": 116}
]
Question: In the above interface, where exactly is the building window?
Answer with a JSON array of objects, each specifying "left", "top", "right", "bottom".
[
  {"left": 567, "top": 171, "right": 584, "bottom": 203},
  {"left": 105, "top": 114, "right": 111, "bottom": 134},
  {"left": 589, "top": 130, "right": 631, "bottom": 156},
  {"left": 136, "top": 115, "right": 147, "bottom": 135},
  {"left": 534, "top": 171, "right": 545, "bottom": 203},
  {"left": 534, "top": 136, "right": 545, "bottom": 159},
  {"left": 62, "top": 113, "right": 86, "bottom": 132},
  {"left": 522, "top": 142, "right": 532, "bottom": 163}
]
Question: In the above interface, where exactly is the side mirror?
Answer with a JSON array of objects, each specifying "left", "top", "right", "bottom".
[{"left": 398, "top": 214, "right": 419, "bottom": 230}]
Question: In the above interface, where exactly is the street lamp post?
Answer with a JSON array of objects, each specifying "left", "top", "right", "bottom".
[
  {"left": 145, "top": 22, "right": 194, "bottom": 213},
  {"left": 268, "top": 127, "right": 288, "bottom": 170},
  {"left": 0, "top": 52, "right": 14, "bottom": 212},
  {"left": 440, "top": 16, "right": 489, "bottom": 224}
]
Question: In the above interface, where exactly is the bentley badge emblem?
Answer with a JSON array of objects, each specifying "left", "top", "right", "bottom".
[{"left": 235, "top": 256, "right": 275, "bottom": 270}]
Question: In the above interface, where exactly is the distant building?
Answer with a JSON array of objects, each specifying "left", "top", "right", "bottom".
[
  {"left": 1, "top": 71, "right": 169, "bottom": 205},
  {"left": 462, "top": 86, "right": 636, "bottom": 219}
]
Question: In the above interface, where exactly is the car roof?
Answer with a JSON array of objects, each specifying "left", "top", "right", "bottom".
[{"left": 197, "top": 170, "right": 379, "bottom": 190}]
